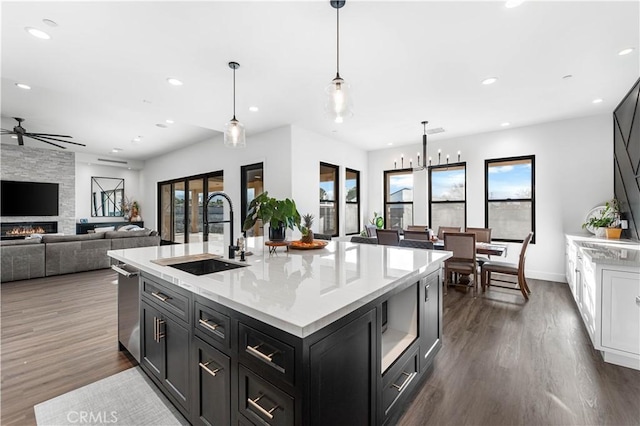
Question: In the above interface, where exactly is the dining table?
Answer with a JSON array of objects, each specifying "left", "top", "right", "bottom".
[{"left": 433, "top": 240, "right": 508, "bottom": 257}]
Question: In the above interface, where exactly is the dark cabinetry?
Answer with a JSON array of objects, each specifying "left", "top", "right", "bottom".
[{"left": 192, "top": 337, "right": 231, "bottom": 426}]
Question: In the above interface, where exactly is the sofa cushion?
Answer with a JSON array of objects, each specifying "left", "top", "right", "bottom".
[
  {"left": 1, "top": 242, "right": 45, "bottom": 282},
  {"left": 0, "top": 238, "right": 42, "bottom": 246},
  {"left": 105, "top": 229, "right": 152, "bottom": 239},
  {"left": 42, "top": 233, "right": 105, "bottom": 243}
]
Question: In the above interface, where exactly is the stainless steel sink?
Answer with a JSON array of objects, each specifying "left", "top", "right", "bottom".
[{"left": 168, "top": 258, "right": 248, "bottom": 275}]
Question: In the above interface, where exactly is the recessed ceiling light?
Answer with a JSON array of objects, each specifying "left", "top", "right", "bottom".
[
  {"left": 501, "top": 122, "right": 511, "bottom": 127},
  {"left": 165, "top": 119, "right": 174, "bottom": 124},
  {"left": 15, "top": 83, "right": 31, "bottom": 90},
  {"left": 592, "top": 98, "right": 603, "bottom": 104},
  {"left": 156, "top": 123, "right": 168, "bottom": 128},
  {"left": 25, "top": 27, "right": 51, "bottom": 39},
  {"left": 132, "top": 137, "right": 142, "bottom": 143},
  {"left": 505, "top": 0, "right": 525, "bottom": 8},
  {"left": 42, "top": 19, "right": 58, "bottom": 27},
  {"left": 112, "top": 148, "right": 120, "bottom": 153},
  {"left": 11, "top": 135, "right": 18, "bottom": 139},
  {"left": 481, "top": 77, "right": 498, "bottom": 85},
  {"left": 618, "top": 48, "right": 635, "bottom": 56},
  {"left": 249, "top": 106, "right": 259, "bottom": 112},
  {"left": 166, "top": 77, "right": 183, "bottom": 86},
  {"left": 388, "top": 143, "right": 393, "bottom": 146}
]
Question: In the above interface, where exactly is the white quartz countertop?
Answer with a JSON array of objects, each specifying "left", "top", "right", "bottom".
[
  {"left": 566, "top": 234, "right": 640, "bottom": 267},
  {"left": 108, "top": 238, "right": 451, "bottom": 338}
]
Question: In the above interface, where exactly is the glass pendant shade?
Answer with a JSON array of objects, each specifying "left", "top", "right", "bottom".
[
  {"left": 224, "top": 116, "right": 246, "bottom": 148},
  {"left": 325, "top": 75, "right": 353, "bottom": 123}
]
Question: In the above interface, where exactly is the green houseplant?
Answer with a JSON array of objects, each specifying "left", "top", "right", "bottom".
[{"left": 242, "top": 192, "right": 301, "bottom": 241}]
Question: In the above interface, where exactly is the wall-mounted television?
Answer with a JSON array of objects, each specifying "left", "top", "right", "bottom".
[{"left": 1, "top": 180, "right": 59, "bottom": 216}]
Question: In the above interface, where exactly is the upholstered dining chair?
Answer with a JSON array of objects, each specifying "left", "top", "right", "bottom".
[
  {"left": 443, "top": 232, "right": 477, "bottom": 296},
  {"left": 365, "top": 224, "right": 378, "bottom": 238},
  {"left": 437, "top": 226, "right": 461, "bottom": 240},
  {"left": 402, "top": 230, "right": 431, "bottom": 241},
  {"left": 407, "top": 225, "right": 428, "bottom": 232},
  {"left": 465, "top": 227, "right": 492, "bottom": 265},
  {"left": 399, "top": 239, "right": 434, "bottom": 250},
  {"left": 376, "top": 229, "right": 401, "bottom": 246},
  {"left": 481, "top": 232, "right": 534, "bottom": 300},
  {"left": 350, "top": 236, "right": 377, "bottom": 244}
]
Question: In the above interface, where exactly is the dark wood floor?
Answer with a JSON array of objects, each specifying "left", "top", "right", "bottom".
[{"left": 1, "top": 270, "right": 639, "bottom": 425}]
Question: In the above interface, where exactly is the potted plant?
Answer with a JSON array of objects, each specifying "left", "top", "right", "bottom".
[
  {"left": 582, "top": 199, "right": 621, "bottom": 238},
  {"left": 242, "top": 192, "right": 301, "bottom": 241},
  {"left": 300, "top": 213, "right": 314, "bottom": 243}
]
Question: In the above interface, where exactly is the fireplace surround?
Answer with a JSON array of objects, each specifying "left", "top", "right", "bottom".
[{"left": 0, "top": 221, "right": 58, "bottom": 240}]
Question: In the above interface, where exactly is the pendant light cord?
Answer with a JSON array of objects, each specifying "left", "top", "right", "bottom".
[
  {"left": 336, "top": 6, "right": 340, "bottom": 76},
  {"left": 232, "top": 67, "right": 236, "bottom": 119}
]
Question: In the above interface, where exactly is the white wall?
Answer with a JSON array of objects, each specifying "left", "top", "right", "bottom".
[
  {"left": 141, "top": 126, "right": 293, "bottom": 240},
  {"left": 290, "top": 126, "right": 369, "bottom": 238},
  {"left": 368, "top": 114, "right": 613, "bottom": 282},
  {"left": 75, "top": 163, "right": 142, "bottom": 222}
]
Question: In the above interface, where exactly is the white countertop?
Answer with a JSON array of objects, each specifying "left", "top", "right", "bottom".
[
  {"left": 566, "top": 234, "right": 640, "bottom": 267},
  {"left": 108, "top": 238, "right": 451, "bottom": 338}
]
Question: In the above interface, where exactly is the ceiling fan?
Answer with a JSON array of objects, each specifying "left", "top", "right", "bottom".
[{"left": 1, "top": 117, "right": 86, "bottom": 149}]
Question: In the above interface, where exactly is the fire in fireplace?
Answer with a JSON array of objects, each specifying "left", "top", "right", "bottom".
[{"left": 0, "top": 221, "right": 58, "bottom": 239}]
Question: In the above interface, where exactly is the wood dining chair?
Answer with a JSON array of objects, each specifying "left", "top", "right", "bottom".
[
  {"left": 376, "top": 229, "right": 400, "bottom": 246},
  {"left": 465, "top": 227, "right": 492, "bottom": 265},
  {"left": 481, "top": 232, "right": 534, "bottom": 300},
  {"left": 402, "top": 230, "right": 431, "bottom": 241},
  {"left": 437, "top": 226, "right": 461, "bottom": 240},
  {"left": 443, "top": 232, "right": 477, "bottom": 296},
  {"left": 364, "top": 224, "right": 378, "bottom": 237}
]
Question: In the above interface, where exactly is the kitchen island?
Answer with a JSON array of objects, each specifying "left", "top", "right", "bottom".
[{"left": 109, "top": 238, "right": 451, "bottom": 425}]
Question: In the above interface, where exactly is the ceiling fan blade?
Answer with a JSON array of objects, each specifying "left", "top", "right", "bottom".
[
  {"left": 27, "top": 135, "right": 66, "bottom": 149},
  {"left": 17, "top": 134, "right": 24, "bottom": 146},
  {"left": 24, "top": 133, "right": 86, "bottom": 147},
  {"left": 29, "top": 132, "right": 74, "bottom": 138},
  {"left": 1, "top": 128, "right": 11, "bottom": 132}
]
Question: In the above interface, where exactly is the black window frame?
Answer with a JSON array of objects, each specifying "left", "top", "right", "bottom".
[
  {"left": 383, "top": 168, "right": 414, "bottom": 231},
  {"left": 319, "top": 162, "right": 340, "bottom": 237},
  {"left": 345, "top": 168, "right": 360, "bottom": 236},
  {"left": 484, "top": 155, "right": 536, "bottom": 243},
  {"left": 428, "top": 162, "right": 467, "bottom": 231}
]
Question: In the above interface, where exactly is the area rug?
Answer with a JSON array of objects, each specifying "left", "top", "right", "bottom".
[{"left": 34, "top": 367, "right": 189, "bottom": 426}]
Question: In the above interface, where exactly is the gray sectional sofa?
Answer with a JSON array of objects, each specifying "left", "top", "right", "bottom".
[{"left": 1, "top": 229, "right": 160, "bottom": 283}]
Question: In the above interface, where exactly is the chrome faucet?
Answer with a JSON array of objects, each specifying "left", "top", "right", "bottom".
[{"left": 203, "top": 191, "right": 238, "bottom": 259}]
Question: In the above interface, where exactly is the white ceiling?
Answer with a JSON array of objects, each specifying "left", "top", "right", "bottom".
[{"left": 1, "top": 1, "right": 639, "bottom": 162}]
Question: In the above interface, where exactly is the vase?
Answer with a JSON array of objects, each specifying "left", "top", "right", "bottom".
[
  {"left": 594, "top": 227, "right": 606, "bottom": 238},
  {"left": 268, "top": 223, "right": 286, "bottom": 241},
  {"left": 605, "top": 228, "right": 622, "bottom": 239}
]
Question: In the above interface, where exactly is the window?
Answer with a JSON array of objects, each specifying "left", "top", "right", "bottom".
[
  {"left": 241, "top": 162, "right": 264, "bottom": 237},
  {"left": 345, "top": 168, "right": 360, "bottom": 235},
  {"left": 384, "top": 170, "right": 413, "bottom": 230},
  {"left": 429, "top": 163, "right": 466, "bottom": 232},
  {"left": 320, "top": 163, "right": 339, "bottom": 236},
  {"left": 485, "top": 155, "right": 535, "bottom": 243},
  {"left": 157, "top": 171, "right": 223, "bottom": 244}
]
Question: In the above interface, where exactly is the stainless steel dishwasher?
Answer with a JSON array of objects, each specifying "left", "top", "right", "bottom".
[{"left": 113, "top": 263, "right": 140, "bottom": 362}]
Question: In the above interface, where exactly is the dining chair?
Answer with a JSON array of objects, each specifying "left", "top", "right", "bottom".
[
  {"left": 465, "top": 227, "right": 492, "bottom": 265},
  {"left": 350, "top": 236, "right": 377, "bottom": 244},
  {"left": 376, "top": 229, "right": 401, "bottom": 246},
  {"left": 407, "top": 225, "right": 428, "bottom": 232},
  {"left": 481, "top": 232, "right": 534, "bottom": 300},
  {"left": 437, "top": 226, "right": 461, "bottom": 240},
  {"left": 402, "top": 230, "right": 431, "bottom": 241},
  {"left": 365, "top": 224, "right": 378, "bottom": 238},
  {"left": 398, "top": 239, "right": 434, "bottom": 249},
  {"left": 443, "top": 232, "right": 477, "bottom": 296}
]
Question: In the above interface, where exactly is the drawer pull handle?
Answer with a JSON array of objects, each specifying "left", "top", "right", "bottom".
[
  {"left": 425, "top": 284, "right": 430, "bottom": 302},
  {"left": 151, "top": 291, "right": 170, "bottom": 302},
  {"left": 198, "top": 318, "right": 220, "bottom": 332},
  {"left": 391, "top": 371, "right": 414, "bottom": 393},
  {"left": 636, "top": 296, "right": 640, "bottom": 306},
  {"left": 248, "top": 394, "right": 278, "bottom": 420},
  {"left": 246, "top": 343, "right": 278, "bottom": 363},
  {"left": 199, "top": 361, "right": 221, "bottom": 377}
]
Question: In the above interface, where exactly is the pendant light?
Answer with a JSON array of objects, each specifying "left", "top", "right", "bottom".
[
  {"left": 325, "top": 0, "right": 353, "bottom": 123},
  {"left": 224, "top": 61, "right": 246, "bottom": 148}
]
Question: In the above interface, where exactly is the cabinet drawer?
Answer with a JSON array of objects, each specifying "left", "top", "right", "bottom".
[
  {"left": 239, "top": 365, "right": 294, "bottom": 426},
  {"left": 239, "top": 323, "right": 295, "bottom": 386},
  {"left": 382, "top": 349, "right": 419, "bottom": 416},
  {"left": 194, "top": 302, "right": 231, "bottom": 350},
  {"left": 142, "top": 276, "right": 189, "bottom": 323}
]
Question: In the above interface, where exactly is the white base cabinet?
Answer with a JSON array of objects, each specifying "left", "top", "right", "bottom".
[{"left": 565, "top": 235, "right": 640, "bottom": 370}]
